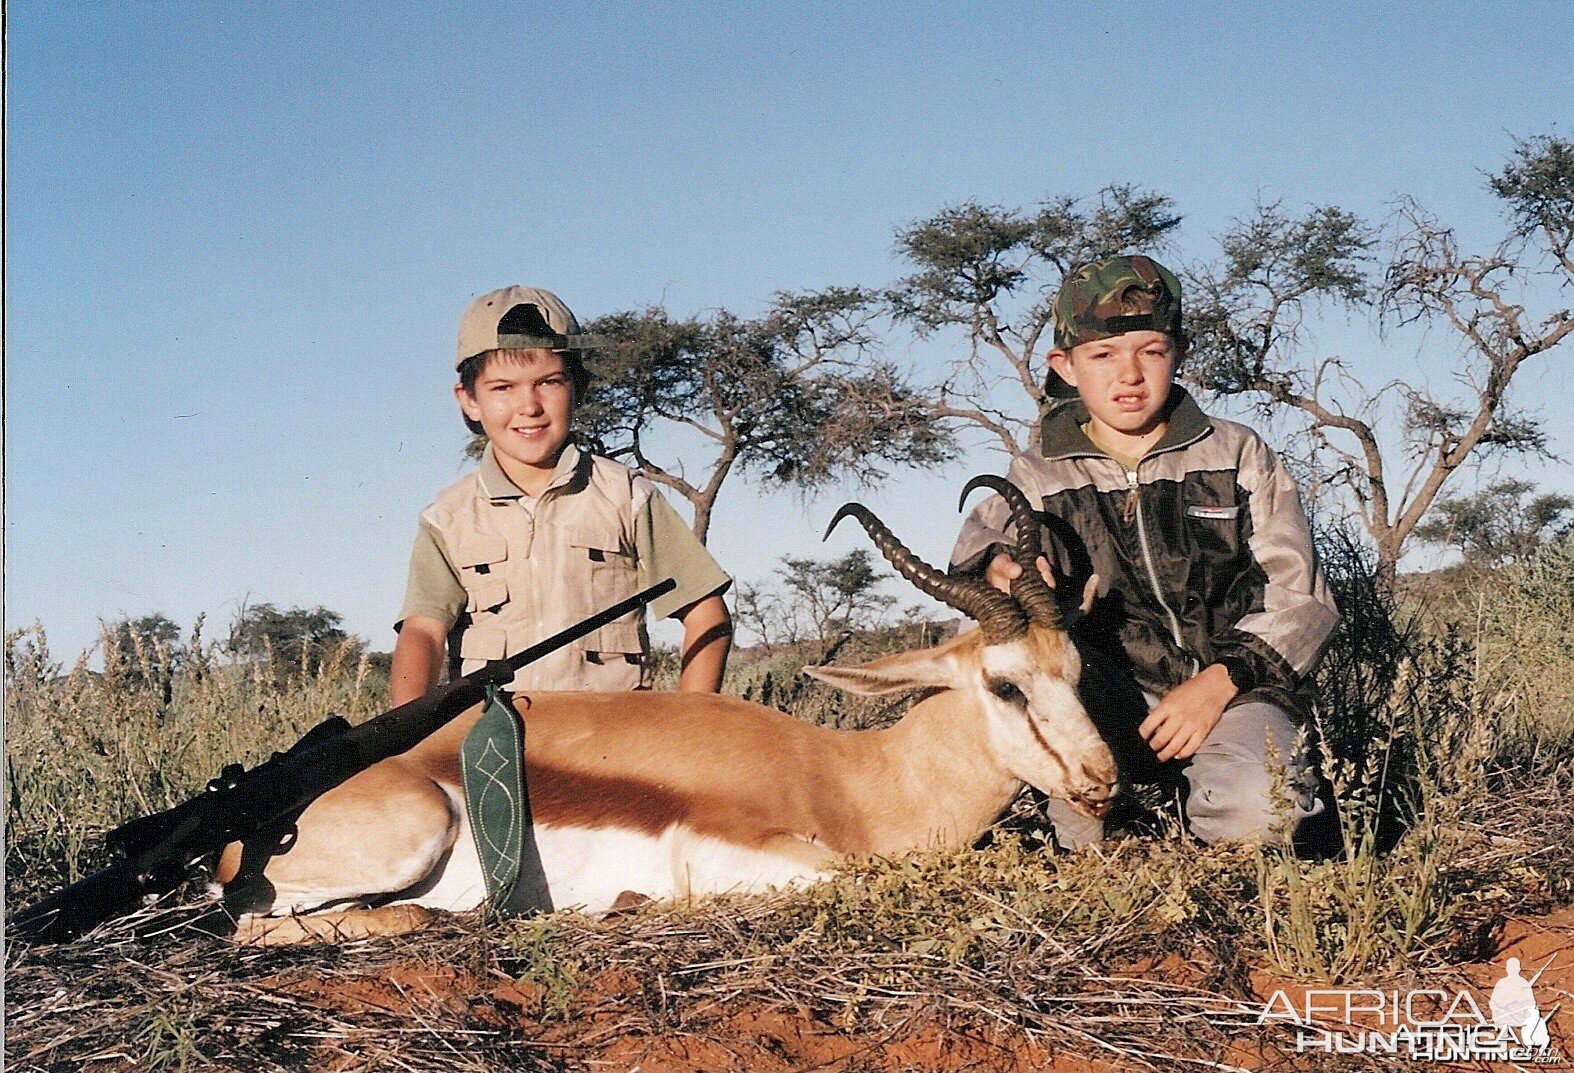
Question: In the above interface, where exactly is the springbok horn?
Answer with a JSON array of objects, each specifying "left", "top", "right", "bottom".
[
  {"left": 824, "top": 503, "right": 1027, "bottom": 643},
  {"left": 958, "top": 475, "right": 1061, "bottom": 627}
]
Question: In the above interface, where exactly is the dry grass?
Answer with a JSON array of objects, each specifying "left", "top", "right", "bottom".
[
  {"left": 4, "top": 621, "right": 382, "bottom": 901},
  {"left": 9, "top": 786, "right": 1570, "bottom": 1072},
  {"left": 6, "top": 535, "right": 1574, "bottom": 1071}
]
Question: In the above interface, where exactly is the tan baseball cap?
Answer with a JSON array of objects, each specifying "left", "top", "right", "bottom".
[{"left": 455, "top": 285, "right": 605, "bottom": 369}]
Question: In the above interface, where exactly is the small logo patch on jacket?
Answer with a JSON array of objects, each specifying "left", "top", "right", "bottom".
[{"left": 1186, "top": 504, "right": 1240, "bottom": 521}]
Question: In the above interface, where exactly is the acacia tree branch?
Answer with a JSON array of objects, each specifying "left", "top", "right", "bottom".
[
  {"left": 993, "top": 333, "right": 1042, "bottom": 407},
  {"left": 1380, "top": 204, "right": 1574, "bottom": 550},
  {"left": 1017, "top": 303, "right": 1054, "bottom": 367},
  {"left": 930, "top": 396, "right": 1028, "bottom": 456},
  {"left": 689, "top": 439, "right": 737, "bottom": 544},
  {"left": 1395, "top": 430, "right": 1437, "bottom": 517},
  {"left": 660, "top": 412, "right": 728, "bottom": 443},
  {"left": 1547, "top": 219, "right": 1574, "bottom": 276},
  {"left": 1391, "top": 355, "right": 1530, "bottom": 547},
  {"left": 1245, "top": 370, "right": 1394, "bottom": 550},
  {"left": 630, "top": 429, "right": 701, "bottom": 506}
]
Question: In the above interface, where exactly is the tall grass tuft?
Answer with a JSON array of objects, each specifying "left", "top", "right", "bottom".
[
  {"left": 1463, "top": 533, "right": 1574, "bottom": 753},
  {"left": 1253, "top": 530, "right": 1573, "bottom": 981},
  {"left": 4, "top": 620, "right": 384, "bottom": 901}
]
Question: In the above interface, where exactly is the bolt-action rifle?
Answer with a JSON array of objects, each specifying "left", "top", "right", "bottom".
[{"left": 9, "top": 578, "right": 677, "bottom": 944}]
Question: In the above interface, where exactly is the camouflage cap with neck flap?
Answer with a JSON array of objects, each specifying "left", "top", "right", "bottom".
[{"left": 1045, "top": 254, "right": 1184, "bottom": 397}]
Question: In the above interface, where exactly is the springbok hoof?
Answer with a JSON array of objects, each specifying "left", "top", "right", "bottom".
[{"left": 603, "top": 890, "right": 653, "bottom": 917}]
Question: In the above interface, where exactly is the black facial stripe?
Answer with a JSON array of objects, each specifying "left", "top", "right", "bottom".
[{"left": 1019, "top": 696, "right": 1071, "bottom": 780}]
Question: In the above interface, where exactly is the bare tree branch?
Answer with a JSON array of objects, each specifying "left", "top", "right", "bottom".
[{"left": 1189, "top": 136, "right": 1573, "bottom": 578}]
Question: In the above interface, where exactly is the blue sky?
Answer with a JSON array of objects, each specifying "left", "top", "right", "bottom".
[{"left": 6, "top": 2, "right": 1572, "bottom": 662}]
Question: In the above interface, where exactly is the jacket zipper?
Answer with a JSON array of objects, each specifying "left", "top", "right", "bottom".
[{"left": 1126, "top": 465, "right": 1199, "bottom": 676}]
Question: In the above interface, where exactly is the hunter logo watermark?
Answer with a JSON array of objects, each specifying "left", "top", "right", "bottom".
[{"left": 1257, "top": 955, "right": 1564, "bottom": 1063}]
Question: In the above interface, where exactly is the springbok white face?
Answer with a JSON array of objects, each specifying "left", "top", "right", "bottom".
[
  {"left": 804, "top": 620, "right": 1118, "bottom": 818},
  {"left": 974, "top": 625, "right": 1116, "bottom": 817}
]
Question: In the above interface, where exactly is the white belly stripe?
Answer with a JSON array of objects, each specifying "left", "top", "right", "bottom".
[{"left": 394, "top": 816, "right": 830, "bottom": 917}]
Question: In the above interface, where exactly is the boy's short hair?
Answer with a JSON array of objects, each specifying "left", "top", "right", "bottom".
[
  {"left": 1046, "top": 255, "right": 1185, "bottom": 398},
  {"left": 455, "top": 285, "right": 601, "bottom": 434}
]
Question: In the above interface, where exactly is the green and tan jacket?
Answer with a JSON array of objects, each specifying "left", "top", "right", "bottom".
[{"left": 951, "top": 388, "right": 1339, "bottom": 718}]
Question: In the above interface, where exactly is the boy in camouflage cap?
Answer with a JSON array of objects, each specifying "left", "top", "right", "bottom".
[
  {"left": 952, "top": 255, "right": 1338, "bottom": 849},
  {"left": 390, "top": 285, "right": 734, "bottom": 705}
]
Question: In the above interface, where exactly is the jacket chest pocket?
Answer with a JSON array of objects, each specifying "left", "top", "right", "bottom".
[
  {"left": 1183, "top": 501, "right": 1245, "bottom": 562},
  {"left": 586, "top": 620, "right": 643, "bottom": 663},
  {"left": 453, "top": 533, "right": 510, "bottom": 613},
  {"left": 568, "top": 525, "right": 642, "bottom": 665}
]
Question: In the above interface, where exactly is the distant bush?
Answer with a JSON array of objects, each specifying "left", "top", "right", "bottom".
[{"left": 227, "top": 602, "right": 360, "bottom": 682}]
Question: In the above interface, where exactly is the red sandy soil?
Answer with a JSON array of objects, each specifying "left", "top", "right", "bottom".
[
  {"left": 279, "top": 907, "right": 1574, "bottom": 1072},
  {"left": 284, "top": 964, "right": 1115, "bottom": 1072}
]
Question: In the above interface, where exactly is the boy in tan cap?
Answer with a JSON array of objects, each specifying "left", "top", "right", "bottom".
[
  {"left": 390, "top": 286, "right": 733, "bottom": 704},
  {"left": 952, "top": 256, "right": 1338, "bottom": 849}
]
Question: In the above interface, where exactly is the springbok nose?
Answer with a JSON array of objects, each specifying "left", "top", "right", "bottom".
[
  {"left": 1071, "top": 760, "right": 1120, "bottom": 819},
  {"left": 1083, "top": 757, "right": 1118, "bottom": 792},
  {"left": 1075, "top": 777, "right": 1117, "bottom": 804}
]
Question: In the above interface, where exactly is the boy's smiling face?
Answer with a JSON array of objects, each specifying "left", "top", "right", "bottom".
[
  {"left": 1048, "top": 330, "right": 1176, "bottom": 454},
  {"left": 456, "top": 349, "right": 576, "bottom": 492}
]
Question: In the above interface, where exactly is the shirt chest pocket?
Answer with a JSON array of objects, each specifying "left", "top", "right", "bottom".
[
  {"left": 453, "top": 533, "right": 510, "bottom": 613},
  {"left": 568, "top": 532, "right": 637, "bottom": 606}
]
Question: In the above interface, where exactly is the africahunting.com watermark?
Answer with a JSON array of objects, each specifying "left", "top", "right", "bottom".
[{"left": 1257, "top": 955, "right": 1565, "bottom": 1063}]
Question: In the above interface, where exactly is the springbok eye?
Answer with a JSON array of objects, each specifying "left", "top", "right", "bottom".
[{"left": 988, "top": 679, "right": 1024, "bottom": 705}]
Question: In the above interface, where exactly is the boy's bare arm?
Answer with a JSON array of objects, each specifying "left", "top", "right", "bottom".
[
  {"left": 390, "top": 615, "right": 449, "bottom": 706},
  {"left": 675, "top": 594, "right": 732, "bottom": 693}
]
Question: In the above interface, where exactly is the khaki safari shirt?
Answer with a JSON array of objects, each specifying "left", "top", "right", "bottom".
[{"left": 398, "top": 441, "right": 730, "bottom": 691}]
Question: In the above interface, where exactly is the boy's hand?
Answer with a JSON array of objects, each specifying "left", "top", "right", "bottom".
[
  {"left": 1139, "top": 663, "right": 1239, "bottom": 763},
  {"left": 985, "top": 553, "right": 1056, "bottom": 596}
]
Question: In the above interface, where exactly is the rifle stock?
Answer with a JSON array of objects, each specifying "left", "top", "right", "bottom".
[{"left": 9, "top": 578, "right": 676, "bottom": 944}]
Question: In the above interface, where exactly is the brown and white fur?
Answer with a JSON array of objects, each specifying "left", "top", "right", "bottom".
[{"left": 217, "top": 486, "right": 1118, "bottom": 942}]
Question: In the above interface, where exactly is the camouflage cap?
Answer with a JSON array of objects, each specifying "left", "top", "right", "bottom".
[
  {"left": 1045, "top": 255, "right": 1184, "bottom": 397},
  {"left": 456, "top": 285, "right": 606, "bottom": 369}
]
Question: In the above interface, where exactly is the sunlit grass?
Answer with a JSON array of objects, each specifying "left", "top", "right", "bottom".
[{"left": 6, "top": 535, "right": 1573, "bottom": 986}]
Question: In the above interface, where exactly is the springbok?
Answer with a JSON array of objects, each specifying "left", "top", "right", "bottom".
[{"left": 217, "top": 478, "right": 1118, "bottom": 942}]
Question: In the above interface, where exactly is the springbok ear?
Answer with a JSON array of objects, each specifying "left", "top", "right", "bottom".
[
  {"left": 803, "top": 647, "right": 961, "bottom": 696},
  {"left": 1058, "top": 574, "right": 1104, "bottom": 632},
  {"left": 1080, "top": 574, "right": 1101, "bottom": 614}
]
